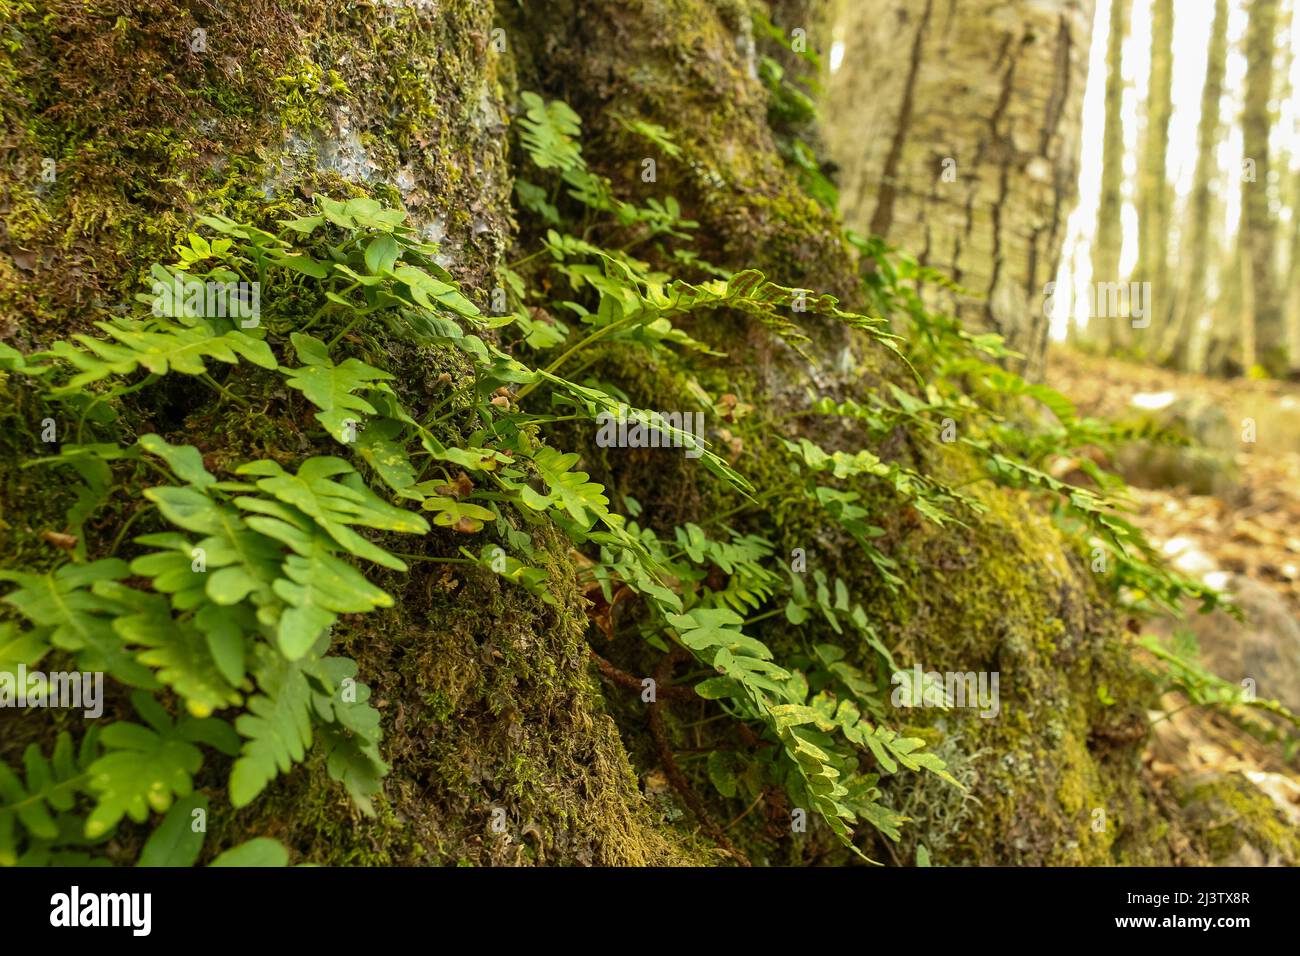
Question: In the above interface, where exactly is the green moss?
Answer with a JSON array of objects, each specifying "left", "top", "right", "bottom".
[
  {"left": 1176, "top": 774, "right": 1300, "bottom": 864},
  {"left": 0, "top": 0, "right": 513, "bottom": 346}
]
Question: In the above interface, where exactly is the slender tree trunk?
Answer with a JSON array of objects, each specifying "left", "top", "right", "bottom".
[
  {"left": 1136, "top": 0, "right": 1173, "bottom": 356},
  {"left": 1159, "top": 0, "right": 1228, "bottom": 370},
  {"left": 1241, "top": 0, "right": 1284, "bottom": 374},
  {"left": 823, "top": 0, "right": 1097, "bottom": 378},
  {"left": 1288, "top": 164, "right": 1300, "bottom": 376},
  {"left": 1091, "top": 0, "right": 1128, "bottom": 354},
  {"left": 1286, "top": 7, "right": 1300, "bottom": 378}
]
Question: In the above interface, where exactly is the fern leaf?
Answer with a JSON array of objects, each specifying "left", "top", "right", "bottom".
[
  {"left": 136, "top": 794, "right": 208, "bottom": 867},
  {"left": 45, "top": 320, "right": 275, "bottom": 390},
  {"left": 281, "top": 333, "right": 393, "bottom": 442},
  {"left": 519, "top": 92, "right": 585, "bottom": 172},
  {"left": 85, "top": 693, "right": 210, "bottom": 837},
  {"left": 0, "top": 731, "right": 101, "bottom": 866},
  {"left": 229, "top": 650, "right": 314, "bottom": 808},
  {"left": 307, "top": 657, "right": 387, "bottom": 815},
  {"left": 236, "top": 456, "right": 428, "bottom": 570},
  {"left": 0, "top": 560, "right": 156, "bottom": 688},
  {"left": 528, "top": 446, "right": 610, "bottom": 528},
  {"left": 105, "top": 584, "right": 241, "bottom": 717},
  {"left": 209, "top": 837, "right": 289, "bottom": 867},
  {"left": 0, "top": 621, "right": 49, "bottom": 674}
]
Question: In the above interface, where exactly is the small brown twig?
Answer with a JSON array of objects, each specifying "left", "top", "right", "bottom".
[{"left": 588, "top": 648, "right": 697, "bottom": 701}]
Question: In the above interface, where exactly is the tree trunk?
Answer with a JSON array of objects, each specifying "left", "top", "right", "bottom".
[
  {"left": 822, "top": 0, "right": 1096, "bottom": 378},
  {"left": 1135, "top": 0, "right": 1173, "bottom": 355},
  {"left": 1240, "top": 0, "right": 1284, "bottom": 374},
  {"left": 1091, "top": 0, "right": 1129, "bottom": 355},
  {"left": 1286, "top": 8, "right": 1300, "bottom": 379},
  {"left": 1159, "top": 0, "right": 1228, "bottom": 371},
  {"left": 1288, "top": 164, "right": 1300, "bottom": 376}
]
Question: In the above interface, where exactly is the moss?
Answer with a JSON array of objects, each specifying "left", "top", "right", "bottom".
[
  {"left": 1176, "top": 774, "right": 1300, "bottom": 865},
  {"left": 849, "top": 472, "right": 1177, "bottom": 865},
  {"left": 502, "top": 0, "right": 859, "bottom": 305},
  {"left": 0, "top": 0, "right": 513, "bottom": 347}
]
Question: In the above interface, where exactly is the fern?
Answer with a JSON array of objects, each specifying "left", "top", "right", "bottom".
[
  {"left": 518, "top": 92, "right": 585, "bottom": 172},
  {"left": 228, "top": 648, "right": 313, "bottom": 808},
  {"left": 0, "top": 559, "right": 156, "bottom": 688},
  {"left": 0, "top": 731, "right": 102, "bottom": 866},
  {"left": 105, "top": 584, "right": 242, "bottom": 718},
  {"left": 39, "top": 316, "right": 275, "bottom": 391},
  {"left": 307, "top": 656, "right": 388, "bottom": 814},
  {"left": 84, "top": 692, "right": 238, "bottom": 838},
  {"left": 235, "top": 456, "right": 427, "bottom": 572},
  {"left": 7, "top": 142, "right": 1186, "bottom": 866},
  {"left": 282, "top": 332, "right": 395, "bottom": 443}
]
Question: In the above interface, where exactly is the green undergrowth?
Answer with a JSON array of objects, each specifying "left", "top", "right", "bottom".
[{"left": 0, "top": 77, "right": 1272, "bottom": 868}]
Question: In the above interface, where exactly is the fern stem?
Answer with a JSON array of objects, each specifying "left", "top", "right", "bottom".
[
  {"left": 109, "top": 502, "right": 157, "bottom": 556},
  {"left": 512, "top": 414, "right": 583, "bottom": 425},
  {"left": 1, "top": 772, "right": 89, "bottom": 815},
  {"left": 725, "top": 789, "right": 767, "bottom": 830},
  {"left": 326, "top": 314, "right": 363, "bottom": 349},
  {"left": 199, "top": 373, "right": 249, "bottom": 407},
  {"left": 743, "top": 607, "right": 784, "bottom": 627},
  {"left": 516, "top": 312, "right": 641, "bottom": 399},
  {"left": 300, "top": 281, "right": 360, "bottom": 333},
  {"left": 390, "top": 553, "right": 474, "bottom": 565},
  {"left": 506, "top": 249, "right": 546, "bottom": 270},
  {"left": 684, "top": 479, "right": 800, "bottom": 537},
  {"left": 418, "top": 393, "right": 460, "bottom": 429}
]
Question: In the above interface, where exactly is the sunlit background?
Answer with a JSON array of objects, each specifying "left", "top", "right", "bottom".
[{"left": 1052, "top": 0, "right": 1300, "bottom": 340}]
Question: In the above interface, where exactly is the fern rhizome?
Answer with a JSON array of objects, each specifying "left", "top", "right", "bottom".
[{"left": 0, "top": 91, "right": 1267, "bottom": 867}]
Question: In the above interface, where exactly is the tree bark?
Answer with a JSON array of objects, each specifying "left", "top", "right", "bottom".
[
  {"left": 1288, "top": 164, "right": 1300, "bottom": 377},
  {"left": 1135, "top": 0, "right": 1173, "bottom": 354},
  {"left": 1240, "top": 0, "right": 1284, "bottom": 374},
  {"left": 1159, "top": 0, "right": 1228, "bottom": 371},
  {"left": 823, "top": 0, "right": 1096, "bottom": 378},
  {"left": 1091, "top": 0, "right": 1129, "bottom": 354}
]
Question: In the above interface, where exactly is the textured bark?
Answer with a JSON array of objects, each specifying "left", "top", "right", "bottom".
[
  {"left": 1135, "top": 0, "right": 1173, "bottom": 353},
  {"left": 1091, "top": 0, "right": 1128, "bottom": 354},
  {"left": 823, "top": 0, "right": 1096, "bottom": 377},
  {"left": 1240, "top": 0, "right": 1284, "bottom": 374},
  {"left": 1159, "top": 0, "right": 1228, "bottom": 372}
]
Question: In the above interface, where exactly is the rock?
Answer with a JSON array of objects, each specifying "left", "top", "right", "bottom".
[
  {"left": 1179, "top": 575, "right": 1300, "bottom": 712},
  {"left": 1175, "top": 772, "right": 1300, "bottom": 866},
  {"left": 1112, "top": 392, "right": 1239, "bottom": 495}
]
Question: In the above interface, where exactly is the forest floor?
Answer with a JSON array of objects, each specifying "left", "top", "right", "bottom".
[
  {"left": 1048, "top": 348, "right": 1300, "bottom": 855},
  {"left": 1049, "top": 348, "right": 1300, "bottom": 618}
]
